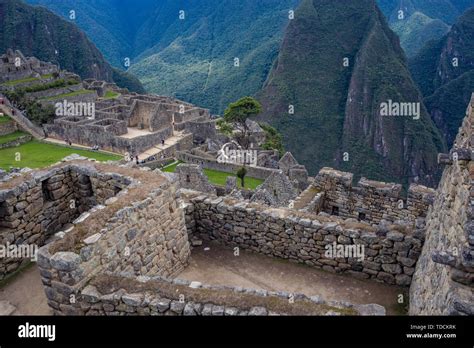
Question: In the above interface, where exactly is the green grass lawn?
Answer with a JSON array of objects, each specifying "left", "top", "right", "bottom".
[
  {"left": 0, "top": 140, "right": 122, "bottom": 171},
  {"left": 104, "top": 90, "right": 120, "bottom": 99},
  {"left": 39, "top": 89, "right": 95, "bottom": 101},
  {"left": 0, "top": 115, "right": 11, "bottom": 124},
  {"left": 161, "top": 161, "right": 182, "bottom": 173},
  {"left": 0, "top": 74, "right": 54, "bottom": 87},
  {"left": 0, "top": 131, "right": 28, "bottom": 145},
  {"left": 0, "top": 76, "right": 39, "bottom": 87},
  {"left": 162, "top": 161, "right": 264, "bottom": 190}
]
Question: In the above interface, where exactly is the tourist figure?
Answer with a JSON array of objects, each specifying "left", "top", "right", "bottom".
[{"left": 161, "top": 139, "right": 165, "bottom": 146}]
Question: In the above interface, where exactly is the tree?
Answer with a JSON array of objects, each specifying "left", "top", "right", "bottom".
[
  {"left": 216, "top": 118, "right": 233, "bottom": 137},
  {"left": 259, "top": 122, "right": 285, "bottom": 156},
  {"left": 236, "top": 167, "right": 247, "bottom": 188},
  {"left": 223, "top": 96, "right": 262, "bottom": 149}
]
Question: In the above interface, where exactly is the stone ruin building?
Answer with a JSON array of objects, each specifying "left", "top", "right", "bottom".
[
  {"left": 0, "top": 94, "right": 472, "bottom": 316},
  {"left": 0, "top": 50, "right": 213, "bottom": 158},
  {"left": 43, "top": 91, "right": 211, "bottom": 156},
  {"left": 174, "top": 150, "right": 309, "bottom": 204},
  {"left": 0, "top": 49, "right": 59, "bottom": 84}
]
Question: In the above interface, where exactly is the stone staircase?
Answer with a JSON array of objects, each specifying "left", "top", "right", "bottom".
[{"left": 0, "top": 96, "right": 45, "bottom": 139}]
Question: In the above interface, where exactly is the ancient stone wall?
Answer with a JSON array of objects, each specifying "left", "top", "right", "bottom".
[
  {"left": 0, "top": 134, "right": 32, "bottom": 149},
  {"left": 128, "top": 100, "right": 171, "bottom": 132},
  {"left": 184, "top": 120, "right": 217, "bottom": 143},
  {"left": 0, "top": 100, "right": 46, "bottom": 138},
  {"left": 177, "top": 151, "right": 278, "bottom": 180},
  {"left": 72, "top": 272, "right": 383, "bottom": 316},
  {"left": 26, "top": 83, "right": 83, "bottom": 100},
  {"left": 39, "top": 91, "right": 98, "bottom": 107},
  {"left": 85, "top": 119, "right": 128, "bottom": 136},
  {"left": 313, "top": 168, "right": 435, "bottom": 224},
  {"left": 293, "top": 185, "right": 325, "bottom": 213},
  {"left": 44, "top": 121, "right": 172, "bottom": 155},
  {"left": 0, "top": 119, "right": 18, "bottom": 136},
  {"left": 409, "top": 94, "right": 474, "bottom": 315},
  {"left": 182, "top": 190, "right": 424, "bottom": 286},
  {"left": 30, "top": 163, "right": 190, "bottom": 315},
  {"left": 0, "top": 163, "right": 133, "bottom": 279},
  {"left": 0, "top": 49, "right": 59, "bottom": 83},
  {"left": 175, "top": 164, "right": 216, "bottom": 195}
]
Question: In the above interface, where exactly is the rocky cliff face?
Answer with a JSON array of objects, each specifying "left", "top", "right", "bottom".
[
  {"left": 257, "top": 0, "right": 446, "bottom": 187},
  {"left": 411, "top": 7, "right": 474, "bottom": 147}
]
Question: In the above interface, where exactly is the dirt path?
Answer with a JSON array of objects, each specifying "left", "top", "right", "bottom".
[
  {"left": 179, "top": 241, "right": 406, "bottom": 315},
  {"left": 0, "top": 265, "right": 51, "bottom": 315}
]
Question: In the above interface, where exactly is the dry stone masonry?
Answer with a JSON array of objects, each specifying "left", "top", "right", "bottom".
[
  {"left": 312, "top": 168, "right": 435, "bottom": 225},
  {"left": 74, "top": 273, "right": 384, "bottom": 316},
  {"left": 0, "top": 163, "right": 130, "bottom": 278},
  {"left": 181, "top": 190, "right": 423, "bottom": 286},
  {"left": 409, "top": 94, "right": 474, "bottom": 315},
  {"left": 0, "top": 161, "right": 383, "bottom": 316}
]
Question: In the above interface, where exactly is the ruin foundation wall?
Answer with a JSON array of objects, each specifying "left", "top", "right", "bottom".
[{"left": 181, "top": 190, "right": 424, "bottom": 286}]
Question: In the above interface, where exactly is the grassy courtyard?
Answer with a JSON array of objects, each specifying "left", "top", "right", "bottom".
[
  {"left": 0, "top": 140, "right": 122, "bottom": 171},
  {"left": 162, "top": 161, "right": 264, "bottom": 190},
  {"left": 39, "top": 89, "right": 95, "bottom": 101}
]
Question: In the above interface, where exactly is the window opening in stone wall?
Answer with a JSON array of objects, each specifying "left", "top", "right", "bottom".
[{"left": 331, "top": 206, "right": 339, "bottom": 216}]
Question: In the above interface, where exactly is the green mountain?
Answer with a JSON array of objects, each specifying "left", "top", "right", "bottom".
[
  {"left": 410, "top": 7, "right": 474, "bottom": 147},
  {"left": 377, "top": 0, "right": 468, "bottom": 24},
  {"left": 257, "top": 0, "right": 446, "bottom": 186},
  {"left": 377, "top": 0, "right": 474, "bottom": 57},
  {"left": 25, "top": 0, "right": 299, "bottom": 114},
  {"left": 390, "top": 11, "right": 450, "bottom": 57},
  {"left": 130, "top": 1, "right": 298, "bottom": 114},
  {"left": 26, "top": 0, "right": 159, "bottom": 68},
  {"left": 1, "top": 0, "right": 145, "bottom": 93}
]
